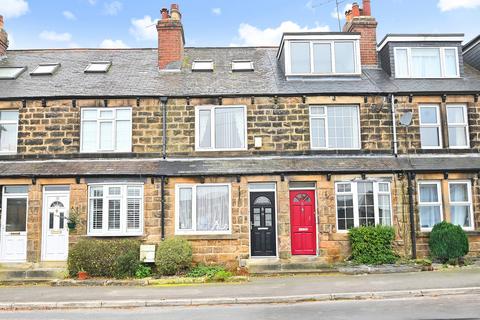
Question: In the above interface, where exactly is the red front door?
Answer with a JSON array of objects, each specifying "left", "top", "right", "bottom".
[{"left": 290, "top": 190, "right": 316, "bottom": 255}]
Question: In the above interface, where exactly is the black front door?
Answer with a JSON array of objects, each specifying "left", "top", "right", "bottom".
[{"left": 250, "top": 192, "right": 276, "bottom": 257}]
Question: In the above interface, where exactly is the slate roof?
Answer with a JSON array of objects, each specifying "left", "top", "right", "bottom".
[
  {"left": 0, "top": 47, "right": 479, "bottom": 99},
  {"left": 1, "top": 156, "right": 480, "bottom": 177}
]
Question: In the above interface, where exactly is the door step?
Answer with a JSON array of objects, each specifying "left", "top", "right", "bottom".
[
  {"left": 0, "top": 264, "right": 66, "bottom": 282},
  {"left": 245, "top": 258, "right": 337, "bottom": 275}
]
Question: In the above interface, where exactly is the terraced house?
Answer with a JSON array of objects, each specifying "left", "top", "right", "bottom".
[{"left": 0, "top": 1, "right": 479, "bottom": 271}]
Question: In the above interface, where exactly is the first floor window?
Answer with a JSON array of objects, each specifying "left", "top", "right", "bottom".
[
  {"left": 418, "top": 181, "right": 442, "bottom": 230},
  {"left": 176, "top": 184, "right": 231, "bottom": 234},
  {"left": 196, "top": 106, "right": 246, "bottom": 151},
  {"left": 336, "top": 181, "right": 392, "bottom": 231},
  {"left": 419, "top": 104, "right": 442, "bottom": 149},
  {"left": 449, "top": 181, "right": 474, "bottom": 230},
  {"left": 81, "top": 107, "right": 132, "bottom": 153},
  {"left": 0, "top": 111, "right": 19, "bottom": 153},
  {"left": 88, "top": 184, "right": 143, "bottom": 236},
  {"left": 447, "top": 104, "right": 469, "bottom": 148},
  {"left": 310, "top": 105, "right": 360, "bottom": 149}
]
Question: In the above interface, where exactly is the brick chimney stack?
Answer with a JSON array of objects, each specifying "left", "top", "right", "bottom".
[
  {"left": 0, "top": 15, "right": 9, "bottom": 57},
  {"left": 343, "top": 0, "right": 378, "bottom": 67},
  {"left": 156, "top": 4, "right": 185, "bottom": 70}
]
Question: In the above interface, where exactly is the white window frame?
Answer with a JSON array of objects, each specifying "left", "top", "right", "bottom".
[
  {"left": 393, "top": 47, "right": 460, "bottom": 79},
  {"left": 448, "top": 181, "right": 474, "bottom": 231},
  {"left": 419, "top": 104, "right": 442, "bottom": 149},
  {"left": 87, "top": 183, "right": 144, "bottom": 237},
  {"left": 80, "top": 107, "right": 132, "bottom": 153},
  {"left": 0, "top": 110, "right": 19, "bottom": 154},
  {"left": 195, "top": 105, "right": 248, "bottom": 151},
  {"left": 175, "top": 183, "right": 232, "bottom": 235},
  {"left": 285, "top": 39, "right": 361, "bottom": 76},
  {"left": 446, "top": 104, "right": 470, "bottom": 149},
  {"left": 335, "top": 181, "right": 393, "bottom": 232},
  {"left": 417, "top": 181, "right": 443, "bottom": 232},
  {"left": 309, "top": 105, "right": 361, "bottom": 150}
]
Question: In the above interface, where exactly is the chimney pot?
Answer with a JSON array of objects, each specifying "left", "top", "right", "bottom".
[
  {"left": 170, "top": 4, "right": 181, "bottom": 21},
  {"left": 363, "top": 0, "right": 371, "bottom": 16},
  {"left": 352, "top": 2, "right": 360, "bottom": 17},
  {"left": 161, "top": 8, "right": 169, "bottom": 20},
  {"left": 0, "top": 15, "right": 4, "bottom": 29}
]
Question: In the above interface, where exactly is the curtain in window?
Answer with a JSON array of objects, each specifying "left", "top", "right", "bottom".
[
  {"left": 450, "top": 184, "right": 470, "bottom": 227},
  {"left": 411, "top": 48, "right": 441, "bottom": 77},
  {"left": 198, "top": 110, "right": 212, "bottom": 148},
  {"left": 179, "top": 188, "right": 193, "bottom": 230},
  {"left": 447, "top": 106, "right": 467, "bottom": 147},
  {"left": 196, "top": 186, "right": 229, "bottom": 231},
  {"left": 419, "top": 184, "right": 441, "bottom": 228},
  {"left": 215, "top": 107, "right": 245, "bottom": 149},
  {"left": 395, "top": 49, "right": 409, "bottom": 77},
  {"left": 444, "top": 49, "right": 458, "bottom": 77}
]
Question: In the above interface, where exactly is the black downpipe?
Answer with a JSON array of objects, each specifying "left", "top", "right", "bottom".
[
  {"left": 161, "top": 176, "right": 166, "bottom": 241},
  {"left": 160, "top": 97, "right": 168, "bottom": 159},
  {"left": 407, "top": 172, "right": 417, "bottom": 259}
]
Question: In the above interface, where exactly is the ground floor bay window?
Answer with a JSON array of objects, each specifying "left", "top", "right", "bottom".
[
  {"left": 175, "top": 184, "right": 231, "bottom": 235},
  {"left": 88, "top": 184, "right": 144, "bottom": 236},
  {"left": 335, "top": 181, "right": 392, "bottom": 231}
]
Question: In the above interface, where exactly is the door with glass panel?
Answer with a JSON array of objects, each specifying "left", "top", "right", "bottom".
[
  {"left": 250, "top": 192, "right": 276, "bottom": 257},
  {"left": 0, "top": 186, "right": 28, "bottom": 262},
  {"left": 42, "top": 187, "right": 70, "bottom": 261}
]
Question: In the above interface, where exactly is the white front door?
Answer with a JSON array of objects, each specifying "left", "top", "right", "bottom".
[
  {"left": 42, "top": 190, "right": 70, "bottom": 261},
  {"left": 0, "top": 189, "right": 28, "bottom": 262}
]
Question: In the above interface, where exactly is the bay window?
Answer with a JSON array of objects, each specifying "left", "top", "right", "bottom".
[
  {"left": 175, "top": 184, "right": 231, "bottom": 234},
  {"left": 81, "top": 108, "right": 132, "bottom": 153},
  {"left": 336, "top": 181, "right": 392, "bottom": 231},
  {"left": 88, "top": 184, "right": 143, "bottom": 236},
  {"left": 394, "top": 47, "right": 459, "bottom": 78},
  {"left": 448, "top": 181, "right": 474, "bottom": 230},
  {"left": 0, "top": 111, "right": 19, "bottom": 153},
  {"left": 418, "top": 181, "right": 442, "bottom": 231},
  {"left": 195, "top": 106, "right": 246, "bottom": 151},
  {"left": 419, "top": 105, "right": 442, "bottom": 149},
  {"left": 310, "top": 105, "right": 360, "bottom": 149},
  {"left": 447, "top": 104, "right": 469, "bottom": 148}
]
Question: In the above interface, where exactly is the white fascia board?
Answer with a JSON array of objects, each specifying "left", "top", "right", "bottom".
[{"left": 378, "top": 35, "right": 464, "bottom": 51}]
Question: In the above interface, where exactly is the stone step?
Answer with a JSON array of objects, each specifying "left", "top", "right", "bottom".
[
  {"left": 246, "top": 261, "right": 337, "bottom": 274},
  {"left": 0, "top": 268, "right": 66, "bottom": 281}
]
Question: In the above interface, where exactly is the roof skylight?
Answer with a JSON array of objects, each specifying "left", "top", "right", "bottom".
[
  {"left": 30, "top": 63, "right": 60, "bottom": 76},
  {"left": 84, "top": 61, "right": 112, "bottom": 73},
  {"left": 0, "top": 67, "right": 27, "bottom": 80},
  {"left": 192, "top": 60, "right": 214, "bottom": 71},
  {"left": 232, "top": 60, "right": 254, "bottom": 71}
]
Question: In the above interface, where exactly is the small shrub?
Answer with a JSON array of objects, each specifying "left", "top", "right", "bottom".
[
  {"left": 429, "top": 221, "right": 469, "bottom": 264},
  {"left": 155, "top": 238, "right": 193, "bottom": 276},
  {"left": 187, "top": 265, "right": 225, "bottom": 278},
  {"left": 135, "top": 264, "right": 153, "bottom": 279},
  {"left": 68, "top": 239, "right": 140, "bottom": 278},
  {"left": 210, "top": 270, "right": 233, "bottom": 282},
  {"left": 114, "top": 251, "right": 141, "bottom": 279},
  {"left": 349, "top": 225, "right": 397, "bottom": 265}
]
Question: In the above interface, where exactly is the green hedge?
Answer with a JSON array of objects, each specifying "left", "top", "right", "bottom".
[
  {"left": 155, "top": 237, "right": 193, "bottom": 276},
  {"left": 68, "top": 239, "right": 141, "bottom": 278},
  {"left": 349, "top": 225, "right": 397, "bottom": 265},
  {"left": 429, "top": 221, "right": 469, "bottom": 263}
]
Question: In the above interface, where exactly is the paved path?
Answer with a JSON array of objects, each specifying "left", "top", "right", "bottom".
[
  {"left": 0, "top": 295, "right": 479, "bottom": 320},
  {"left": 0, "top": 268, "right": 479, "bottom": 303}
]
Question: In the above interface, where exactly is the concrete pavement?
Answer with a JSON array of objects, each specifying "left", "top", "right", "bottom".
[
  {"left": 0, "top": 268, "right": 479, "bottom": 310},
  {"left": 0, "top": 295, "right": 479, "bottom": 319}
]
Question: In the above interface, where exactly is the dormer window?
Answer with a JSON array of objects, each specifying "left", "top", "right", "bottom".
[
  {"left": 394, "top": 47, "right": 459, "bottom": 78},
  {"left": 279, "top": 33, "right": 361, "bottom": 77}
]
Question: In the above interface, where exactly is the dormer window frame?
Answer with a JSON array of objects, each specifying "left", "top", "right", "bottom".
[
  {"left": 281, "top": 34, "right": 361, "bottom": 77},
  {"left": 393, "top": 46, "right": 460, "bottom": 79}
]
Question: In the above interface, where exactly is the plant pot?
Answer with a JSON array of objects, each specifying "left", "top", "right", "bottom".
[
  {"left": 77, "top": 271, "right": 88, "bottom": 280},
  {"left": 67, "top": 222, "right": 76, "bottom": 230}
]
